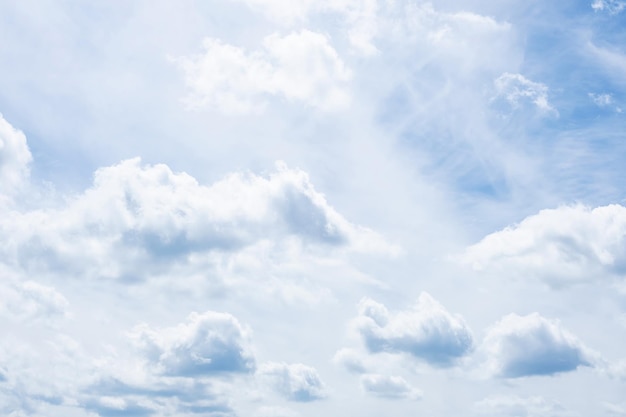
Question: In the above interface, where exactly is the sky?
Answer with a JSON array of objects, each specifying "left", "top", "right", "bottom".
[{"left": 1, "top": 0, "right": 626, "bottom": 416}]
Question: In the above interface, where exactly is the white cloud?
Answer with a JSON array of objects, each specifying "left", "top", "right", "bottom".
[
  {"left": 232, "top": 0, "right": 380, "bottom": 55},
  {"left": 0, "top": 114, "right": 31, "bottom": 197},
  {"left": 592, "top": 0, "right": 626, "bottom": 14},
  {"left": 174, "top": 30, "right": 351, "bottom": 113},
  {"left": 482, "top": 313, "right": 595, "bottom": 378},
  {"left": 475, "top": 395, "right": 570, "bottom": 417},
  {"left": 0, "top": 265, "right": 68, "bottom": 321},
  {"left": 333, "top": 348, "right": 367, "bottom": 374},
  {"left": 0, "top": 157, "right": 395, "bottom": 289},
  {"left": 589, "top": 92, "right": 614, "bottom": 107},
  {"left": 353, "top": 292, "right": 474, "bottom": 366},
  {"left": 494, "top": 73, "right": 557, "bottom": 114},
  {"left": 462, "top": 204, "right": 626, "bottom": 286},
  {"left": 129, "top": 310, "right": 256, "bottom": 376},
  {"left": 257, "top": 362, "right": 326, "bottom": 402},
  {"left": 359, "top": 374, "right": 422, "bottom": 400}
]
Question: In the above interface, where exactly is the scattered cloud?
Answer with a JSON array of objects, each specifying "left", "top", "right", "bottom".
[
  {"left": 592, "top": 0, "right": 626, "bottom": 14},
  {"left": 482, "top": 313, "right": 595, "bottom": 378},
  {"left": 174, "top": 30, "right": 351, "bottom": 113},
  {"left": 257, "top": 362, "right": 326, "bottom": 402},
  {"left": 353, "top": 292, "right": 474, "bottom": 366},
  {"left": 462, "top": 204, "right": 626, "bottom": 286},
  {"left": 493, "top": 73, "right": 557, "bottom": 115},
  {"left": 589, "top": 92, "right": 614, "bottom": 107},
  {"left": 130, "top": 311, "right": 256, "bottom": 376},
  {"left": 359, "top": 374, "right": 422, "bottom": 400}
]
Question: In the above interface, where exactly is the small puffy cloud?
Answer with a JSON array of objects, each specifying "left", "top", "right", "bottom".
[
  {"left": 0, "top": 114, "right": 32, "bottom": 196},
  {"left": 475, "top": 395, "right": 570, "bottom": 417},
  {"left": 461, "top": 204, "right": 626, "bottom": 286},
  {"left": 130, "top": 311, "right": 255, "bottom": 376},
  {"left": 333, "top": 348, "right": 367, "bottom": 374},
  {"left": 353, "top": 292, "right": 474, "bottom": 366},
  {"left": 257, "top": 362, "right": 326, "bottom": 402},
  {"left": 359, "top": 374, "right": 422, "bottom": 400},
  {"left": 482, "top": 313, "right": 595, "bottom": 378},
  {"left": 589, "top": 92, "right": 614, "bottom": 107},
  {"left": 174, "top": 30, "right": 351, "bottom": 113},
  {"left": 592, "top": 0, "right": 626, "bottom": 14},
  {"left": 494, "top": 73, "right": 556, "bottom": 114}
]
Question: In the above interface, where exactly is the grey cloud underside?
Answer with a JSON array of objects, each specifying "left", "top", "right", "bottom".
[
  {"left": 483, "top": 313, "right": 594, "bottom": 378},
  {"left": 132, "top": 311, "right": 255, "bottom": 376}
]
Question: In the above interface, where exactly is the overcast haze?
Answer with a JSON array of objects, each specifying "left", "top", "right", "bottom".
[{"left": 1, "top": 1, "right": 626, "bottom": 416}]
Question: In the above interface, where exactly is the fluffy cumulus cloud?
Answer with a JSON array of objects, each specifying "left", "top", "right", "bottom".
[
  {"left": 130, "top": 310, "right": 255, "bottom": 376},
  {"left": 482, "top": 313, "right": 595, "bottom": 378},
  {"left": 0, "top": 157, "right": 393, "bottom": 287},
  {"left": 353, "top": 292, "right": 474, "bottom": 366},
  {"left": 493, "top": 73, "right": 556, "bottom": 114},
  {"left": 462, "top": 204, "right": 626, "bottom": 286},
  {"left": 0, "top": 114, "right": 31, "bottom": 196},
  {"left": 359, "top": 374, "right": 422, "bottom": 400},
  {"left": 475, "top": 395, "right": 570, "bottom": 417},
  {"left": 174, "top": 30, "right": 351, "bottom": 113},
  {"left": 257, "top": 362, "right": 326, "bottom": 402}
]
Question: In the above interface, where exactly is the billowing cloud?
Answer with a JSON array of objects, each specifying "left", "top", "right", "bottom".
[
  {"left": 462, "top": 204, "right": 626, "bottom": 286},
  {"left": 130, "top": 311, "right": 255, "bottom": 376},
  {"left": 493, "top": 73, "right": 556, "bottom": 114},
  {"left": 353, "top": 292, "right": 474, "bottom": 366},
  {"left": 174, "top": 30, "right": 351, "bottom": 113},
  {"left": 482, "top": 313, "right": 595, "bottom": 378},
  {"left": 0, "top": 157, "right": 394, "bottom": 285},
  {"left": 359, "top": 374, "right": 422, "bottom": 400},
  {"left": 0, "top": 114, "right": 31, "bottom": 196},
  {"left": 257, "top": 362, "right": 326, "bottom": 402},
  {"left": 475, "top": 395, "right": 570, "bottom": 417}
]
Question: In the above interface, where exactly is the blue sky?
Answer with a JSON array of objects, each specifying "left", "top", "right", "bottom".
[{"left": 1, "top": 1, "right": 626, "bottom": 416}]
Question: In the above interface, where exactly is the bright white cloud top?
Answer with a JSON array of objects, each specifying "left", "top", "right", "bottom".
[{"left": 1, "top": 1, "right": 625, "bottom": 416}]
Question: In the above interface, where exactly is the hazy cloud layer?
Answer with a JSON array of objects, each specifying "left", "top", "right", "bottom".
[{"left": 257, "top": 362, "right": 326, "bottom": 402}]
